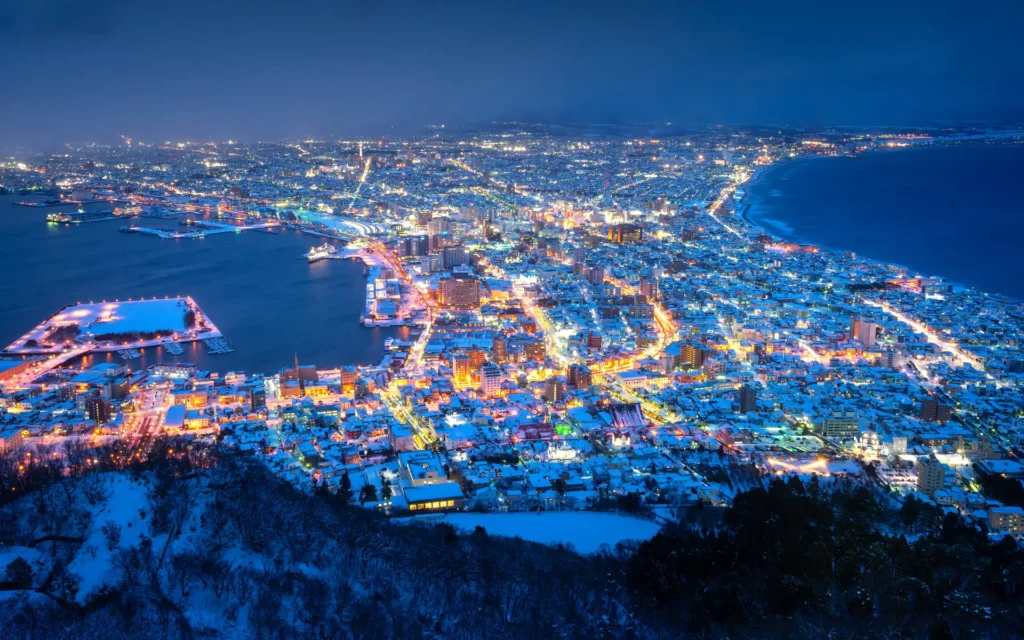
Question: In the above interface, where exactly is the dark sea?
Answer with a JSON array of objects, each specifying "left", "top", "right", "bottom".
[
  {"left": 744, "top": 143, "right": 1024, "bottom": 299},
  {"left": 0, "top": 195, "right": 406, "bottom": 374}
]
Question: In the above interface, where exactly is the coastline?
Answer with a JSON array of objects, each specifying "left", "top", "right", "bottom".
[{"left": 734, "top": 143, "right": 1024, "bottom": 301}]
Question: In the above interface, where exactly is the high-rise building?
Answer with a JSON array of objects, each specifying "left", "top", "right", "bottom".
[
  {"left": 86, "top": 394, "right": 111, "bottom": 425},
  {"left": 467, "top": 348, "right": 486, "bottom": 373},
  {"left": 921, "top": 397, "right": 952, "bottom": 423},
  {"left": 438, "top": 275, "right": 481, "bottom": 309},
  {"left": 567, "top": 363, "right": 593, "bottom": 389},
  {"left": 399, "top": 235, "right": 429, "bottom": 257},
  {"left": 543, "top": 377, "right": 565, "bottom": 403},
  {"left": 572, "top": 247, "right": 587, "bottom": 267},
  {"left": 523, "top": 340, "right": 545, "bottom": 363},
  {"left": 850, "top": 317, "right": 878, "bottom": 348},
  {"left": 586, "top": 332, "right": 602, "bottom": 350},
  {"left": 916, "top": 455, "right": 946, "bottom": 497},
  {"left": 442, "top": 244, "right": 468, "bottom": 269},
  {"left": 608, "top": 223, "right": 643, "bottom": 244},
  {"left": 818, "top": 409, "right": 860, "bottom": 439},
  {"left": 480, "top": 364, "right": 502, "bottom": 396},
  {"left": 452, "top": 353, "right": 471, "bottom": 385},
  {"left": 678, "top": 343, "right": 710, "bottom": 369},
  {"left": 491, "top": 337, "right": 508, "bottom": 364},
  {"left": 640, "top": 277, "right": 659, "bottom": 301},
  {"left": 587, "top": 266, "right": 606, "bottom": 286},
  {"left": 881, "top": 350, "right": 900, "bottom": 369},
  {"left": 737, "top": 384, "right": 757, "bottom": 414}
]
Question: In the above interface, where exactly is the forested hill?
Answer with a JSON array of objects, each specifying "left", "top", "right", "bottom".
[{"left": 1, "top": 442, "right": 1022, "bottom": 639}]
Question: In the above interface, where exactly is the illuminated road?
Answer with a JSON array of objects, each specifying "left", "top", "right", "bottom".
[
  {"left": 347, "top": 156, "right": 373, "bottom": 212},
  {"left": 2, "top": 345, "right": 91, "bottom": 389},
  {"left": 863, "top": 298, "right": 984, "bottom": 371}
]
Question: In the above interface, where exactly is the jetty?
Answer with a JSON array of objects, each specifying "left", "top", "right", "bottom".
[{"left": 203, "top": 337, "right": 235, "bottom": 354}]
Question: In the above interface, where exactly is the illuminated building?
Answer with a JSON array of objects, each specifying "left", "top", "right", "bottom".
[
  {"left": 608, "top": 223, "right": 643, "bottom": 244},
  {"left": 817, "top": 409, "right": 860, "bottom": 439},
  {"left": 567, "top": 363, "right": 592, "bottom": 389},
  {"left": 442, "top": 244, "right": 468, "bottom": 269},
  {"left": 523, "top": 340, "right": 545, "bottom": 363},
  {"left": 86, "top": 393, "right": 112, "bottom": 424},
  {"left": 543, "top": 376, "right": 565, "bottom": 402},
  {"left": 399, "top": 234, "right": 429, "bottom": 257},
  {"left": 989, "top": 506, "right": 1024, "bottom": 535},
  {"left": 850, "top": 317, "right": 878, "bottom": 347},
  {"left": 640, "top": 277, "right": 659, "bottom": 300},
  {"left": 491, "top": 337, "right": 508, "bottom": 364},
  {"left": 480, "top": 364, "right": 502, "bottom": 396},
  {"left": 452, "top": 352, "right": 471, "bottom": 385},
  {"left": 587, "top": 266, "right": 606, "bottom": 286},
  {"left": 340, "top": 366, "right": 358, "bottom": 394},
  {"left": 438, "top": 275, "right": 481, "bottom": 309},
  {"left": 467, "top": 348, "right": 486, "bottom": 372},
  {"left": 916, "top": 455, "right": 946, "bottom": 497}
]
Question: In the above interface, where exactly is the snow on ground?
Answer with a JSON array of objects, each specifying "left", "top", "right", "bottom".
[
  {"left": 72, "top": 299, "right": 190, "bottom": 335},
  {"left": 66, "top": 474, "right": 152, "bottom": 602},
  {"left": 401, "top": 512, "right": 663, "bottom": 554}
]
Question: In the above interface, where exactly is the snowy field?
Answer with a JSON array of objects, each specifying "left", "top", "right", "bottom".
[
  {"left": 55, "top": 299, "right": 191, "bottom": 335},
  {"left": 401, "top": 512, "right": 663, "bottom": 554}
]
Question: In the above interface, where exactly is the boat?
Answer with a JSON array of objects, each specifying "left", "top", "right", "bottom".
[
  {"left": 384, "top": 337, "right": 395, "bottom": 350},
  {"left": 119, "top": 225, "right": 136, "bottom": 233},
  {"left": 307, "top": 243, "right": 339, "bottom": 263}
]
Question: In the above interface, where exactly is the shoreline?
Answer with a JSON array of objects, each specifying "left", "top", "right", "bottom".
[{"left": 735, "top": 143, "right": 1024, "bottom": 302}]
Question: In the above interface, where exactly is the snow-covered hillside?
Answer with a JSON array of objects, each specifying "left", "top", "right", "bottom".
[{"left": 0, "top": 448, "right": 648, "bottom": 639}]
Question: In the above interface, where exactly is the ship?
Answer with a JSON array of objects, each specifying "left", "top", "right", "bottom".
[{"left": 307, "top": 243, "right": 339, "bottom": 263}]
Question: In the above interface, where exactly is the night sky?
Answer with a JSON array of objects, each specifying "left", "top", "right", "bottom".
[{"left": 2, "top": 0, "right": 1022, "bottom": 148}]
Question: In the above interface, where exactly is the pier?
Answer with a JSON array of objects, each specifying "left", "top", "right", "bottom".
[
  {"left": 123, "top": 220, "right": 279, "bottom": 239},
  {"left": 203, "top": 337, "right": 235, "bottom": 354}
]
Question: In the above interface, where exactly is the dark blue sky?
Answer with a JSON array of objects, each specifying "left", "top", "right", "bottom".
[{"left": 1, "top": 0, "right": 1022, "bottom": 147}]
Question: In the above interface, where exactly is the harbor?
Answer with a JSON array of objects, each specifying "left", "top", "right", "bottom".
[{"left": 0, "top": 194, "right": 407, "bottom": 373}]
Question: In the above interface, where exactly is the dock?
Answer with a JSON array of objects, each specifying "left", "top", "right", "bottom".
[
  {"left": 117, "top": 348, "right": 142, "bottom": 360},
  {"left": 203, "top": 337, "right": 235, "bottom": 354},
  {"left": 122, "top": 220, "right": 278, "bottom": 239},
  {"left": 163, "top": 342, "right": 185, "bottom": 355}
]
